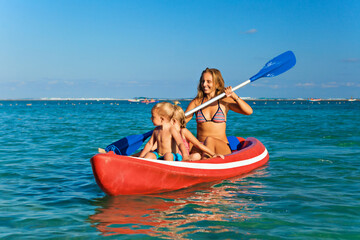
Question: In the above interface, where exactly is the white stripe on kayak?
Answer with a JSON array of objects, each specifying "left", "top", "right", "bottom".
[{"left": 132, "top": 148, "right": 268, "bottom": 170}]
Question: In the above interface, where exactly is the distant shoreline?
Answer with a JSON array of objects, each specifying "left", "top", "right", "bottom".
[{"left": 0, "top": 98, "right": 357, "bottom": 102}]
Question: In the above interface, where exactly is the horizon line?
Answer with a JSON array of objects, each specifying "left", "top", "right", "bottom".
[{"left": 0, "top": 97, "right": 358, "bottom": 101}]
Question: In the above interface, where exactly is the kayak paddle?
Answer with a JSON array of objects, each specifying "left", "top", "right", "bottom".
[
  {"left": 105, "top": 130, "right": 153, "bottom": 155},
  {"left": 185, "top": 50, "right": 296, "bottom": 116},
  {"left": 104, "top": 50, "right": 296, "bottom": 155}
]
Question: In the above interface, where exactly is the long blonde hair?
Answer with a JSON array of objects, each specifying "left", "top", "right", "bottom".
[
  {"left": 196, "top": 68, "right": 225, "bottom": 100},
  {"left": 172, "top": 105, "right": 186, "bottom": 128},
  {"left": 152, "top": 102, "right": 174, "bottom": 120}
]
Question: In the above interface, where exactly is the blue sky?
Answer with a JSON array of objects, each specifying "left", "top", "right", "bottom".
[{"left": 0, "top": 0, "right": 359, "bottom": 99}]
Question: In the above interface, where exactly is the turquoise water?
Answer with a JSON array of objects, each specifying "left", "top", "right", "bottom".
[{"left": 1, "top": 100, "right": 359, "bottom": 239}]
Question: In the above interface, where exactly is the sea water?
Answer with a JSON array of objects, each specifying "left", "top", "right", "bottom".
[{"left": 0, "top": 100, "right": 359, "bottom": 239}]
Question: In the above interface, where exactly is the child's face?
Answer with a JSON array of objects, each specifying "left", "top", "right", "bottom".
[{"left": 151, "top": 110, "right": 162, "bottom": 126}]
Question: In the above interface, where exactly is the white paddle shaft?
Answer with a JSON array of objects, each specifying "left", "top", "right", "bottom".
[{"left": 185, "top": 79, "right": 251, "bottom": 117}]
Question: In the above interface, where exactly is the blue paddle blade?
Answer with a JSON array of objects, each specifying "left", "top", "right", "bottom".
[
  {"left": 250, "top": 51, "right": 296, "bottom": 82},
  {"left": 105, "top": 130, "right": 153, "bottom": 156}
]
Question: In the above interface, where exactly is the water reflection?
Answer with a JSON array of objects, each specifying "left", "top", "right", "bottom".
[{"left": 89, "top": 169, "right": 268, "bottom": 239}]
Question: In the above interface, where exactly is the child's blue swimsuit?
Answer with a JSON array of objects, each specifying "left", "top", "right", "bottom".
[{"left": 152, "top": 151, "right": 182, "bottom": 161}]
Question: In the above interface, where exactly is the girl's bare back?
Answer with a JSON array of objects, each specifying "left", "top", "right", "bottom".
[{"left": 154, "top": 127, "right": 174, "bottom": 155}]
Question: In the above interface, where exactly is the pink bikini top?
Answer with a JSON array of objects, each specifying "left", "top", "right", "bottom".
[{"left": 196, "top": 99, "right": 226, "bottom": 123}]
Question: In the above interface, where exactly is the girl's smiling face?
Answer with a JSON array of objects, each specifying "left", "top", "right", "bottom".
[{"left": 201, "top": 72, "right": 215, "bottom": 96}]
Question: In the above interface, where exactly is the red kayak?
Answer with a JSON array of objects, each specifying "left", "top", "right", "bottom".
[{"left": 90, "top": 137, "right": 269, "bottom": 195}]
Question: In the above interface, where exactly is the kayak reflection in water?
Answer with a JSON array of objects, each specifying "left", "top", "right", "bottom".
[{"left": 88, "top": 171, "right": 267, "bottom": 238}]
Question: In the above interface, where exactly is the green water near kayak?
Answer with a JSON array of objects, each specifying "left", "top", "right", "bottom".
[{"left": 0, "top": 100, "right": 359, "bottom": 239}]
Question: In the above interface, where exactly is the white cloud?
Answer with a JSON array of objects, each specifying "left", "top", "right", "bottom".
[
  {"left": 342, "top": 58, "right": 360, "bottom": 63},
  {"left": 244, "top": 29, "right": 257, "bottom": 34},
  {"left": 17, "top": 81, "right": 26, "bottom": 87},
  {"left": 345, "top": 82, "right": 355, "bottom": 87},
  {"left": 296, "top": 82, "right": 315, "bottom": 87},
  {"left": 269, "top": 84, "right": 279, "bottom": 89},
  {"left": 321, "top": 82, "right": 338, "bottom": 88},
  {"left": 64, "top": 81, "right": 74, "bottom": 86},
  {"left": 252, "top": 83, "right": 281, "bottom": 89},
  {"left": 344, "top": 82, "right": 360, "bottom": 87},
  {"left": 47, "top": 80, "right": 59, "bottom": 85},
  {"left": 320, "top": 81, "right": 360, "bottom": 88}
]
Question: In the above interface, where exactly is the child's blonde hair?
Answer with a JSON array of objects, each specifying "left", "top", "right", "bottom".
[
  {"left": 172, "top": 105, "right": 186, "bottom": 128},
  {"left": 152, "top": 102, "right": 174, "bottom": 120}
]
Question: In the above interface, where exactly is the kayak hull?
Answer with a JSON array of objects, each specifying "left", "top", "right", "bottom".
[{"left": 90, "top": 137, "right": 269, "bottom": 195}]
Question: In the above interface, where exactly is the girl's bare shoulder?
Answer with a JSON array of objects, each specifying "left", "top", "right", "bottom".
[
  {"left": 189, "top": 98, "right": 202, "bottom": 106},
  {"left": 185, "top": 98, "right": 201, "bottom": 113},
  {"left": 181, "top": 128, "right": 192, "bottom": 135}
]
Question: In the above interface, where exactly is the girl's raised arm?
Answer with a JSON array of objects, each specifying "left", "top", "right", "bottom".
[{"left": 223, "top": 87, "right": 253, "bottom": 115}]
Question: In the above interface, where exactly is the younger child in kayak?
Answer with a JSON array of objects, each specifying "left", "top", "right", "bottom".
[
  {"left": 172, "top": 105, "right": 224, "bottom": 161},
  {"left": 139, "top": 102, "right": 189, "bottom": 161}
]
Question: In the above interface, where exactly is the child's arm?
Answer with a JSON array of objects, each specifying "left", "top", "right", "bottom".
[
  {"left": 170, "top": 127, "right": 189, "bottom": 161},
  {"left": 139, "top": 131, "right": 156, "bottom": 158},
  {"left": 133, "top": 141, "right": 157, "bottom": 156},
  {"left": 183, "top": 128, "right": 224, "bottom": 159}
]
